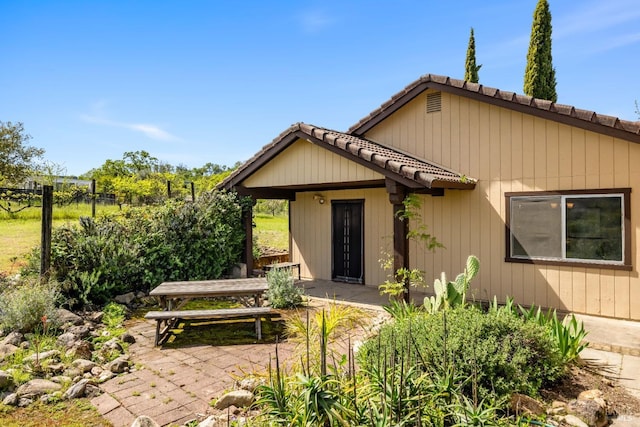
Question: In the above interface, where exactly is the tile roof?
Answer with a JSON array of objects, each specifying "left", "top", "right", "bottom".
[
  {"left": 222, "top": 73, "right": 640, "bottom": 193},
  {"left": 349, "top": 74, "right": 640, "bottom": 143},
  {"left": 296, "top": 123, "right": 475, "bottom": 188},
  {"left": 220, "top": 123, "right": 475, "bottom": 191}
]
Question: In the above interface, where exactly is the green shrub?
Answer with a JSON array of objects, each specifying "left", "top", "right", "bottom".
[
  {"left": 357, "top": 305, "right": 563, "bottom": 403},
  {"left": 266, "top": 267, "right": 303, "bottom": 309},
  {"left": 33, "top": 190, "right": 249, "bottom": 307},
  {"left": 490, "top": 297, "right": 589, "bottom": 364},
  {"left": 0, "top": 279, "right": 60, "bottom": 333},
  {"left": 102, "top": 302, "right": 127, "bottom": 329}
]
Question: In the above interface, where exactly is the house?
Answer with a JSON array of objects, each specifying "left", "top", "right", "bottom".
[
  {"left": 23, "top": 176, "right": 94, "bottom": 192},
  {"left": 220, "top": 74, "right": 640, "bottom": 321}
]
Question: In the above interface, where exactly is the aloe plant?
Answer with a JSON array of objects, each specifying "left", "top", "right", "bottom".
[{"left": 424, "top": 255, "right": 479, "bottom": 313}]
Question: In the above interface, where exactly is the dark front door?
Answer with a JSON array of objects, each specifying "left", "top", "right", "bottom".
[{"left": 332, "top": 200, "right": 364, "bottom": 283}]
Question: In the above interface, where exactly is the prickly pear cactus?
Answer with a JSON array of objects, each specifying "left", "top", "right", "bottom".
[{"left": 424, "top": 255, "right": 479, "bottom": 313}]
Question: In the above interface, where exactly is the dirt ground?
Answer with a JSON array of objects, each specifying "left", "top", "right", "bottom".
[{"left": 541, "top": 363, "right": 640, "bottom": 416}]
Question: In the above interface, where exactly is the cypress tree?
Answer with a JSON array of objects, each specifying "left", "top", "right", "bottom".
[
  {"left": 524, "top": 0, "right": 557, "bottom": 102},
  {"left": 464, "top": 27, "right": 481, "bottom": 83}
]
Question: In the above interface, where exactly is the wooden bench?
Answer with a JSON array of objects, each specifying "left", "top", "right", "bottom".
[
  {"left": 145, "top": 307, "right": 274, "bottom": 346},
  {"left": 264, "top": 262, "right": 301, "bottom": 280}
]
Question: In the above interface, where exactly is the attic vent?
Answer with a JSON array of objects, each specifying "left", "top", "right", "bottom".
[{"left": 426, "top": 92, "right": 442, "bottom": 113}]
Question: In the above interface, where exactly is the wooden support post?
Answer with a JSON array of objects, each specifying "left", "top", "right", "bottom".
[
  {"left": 242, "top": 199, "right": 256, "bottom": 277},
  {"left": 190, "top": 181, "right": 195, "bottom": 202},
  {"left": 40, "top": 185, "right": 53, "bottom": 279},
  {"left": 386, "top": 179, "right": 410, "bottom": 302},
  {"left": 167, "top": 181, "right": 172, "bottom": 199}
]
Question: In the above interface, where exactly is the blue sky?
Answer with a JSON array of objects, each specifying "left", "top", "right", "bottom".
[{"left": 1, "top": 0, "right": 639, "bottom": 176}]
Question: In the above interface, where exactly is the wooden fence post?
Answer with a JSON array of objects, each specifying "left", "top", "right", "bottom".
[
  {"left": 91, "top": 179, "right": 96, "bottom": 218},
  {"left": 40, "top": 185, "right": 53, "bottom": 279}
]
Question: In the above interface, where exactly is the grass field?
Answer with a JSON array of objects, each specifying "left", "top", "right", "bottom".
[
  {"left": 0, "top": 203, "right": 121, "bottom": 274},
  {"left": 254, "top": 213, "right": 289, "bottom": 251},
  {"left": 0, "top": 206, "right": 289, "bottom": 274}
]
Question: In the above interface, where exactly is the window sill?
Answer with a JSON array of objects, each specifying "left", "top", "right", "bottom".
[{"left": 505, "top": 257, "right": 632, "bottom": 271}]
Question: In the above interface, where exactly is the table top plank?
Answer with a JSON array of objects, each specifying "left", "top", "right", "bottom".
[
  {"left": 145, "top": 307, "right": 273, "bottom": 320},
  {"left": 149, "top": 277, "right": 268, "bottom": 297}
]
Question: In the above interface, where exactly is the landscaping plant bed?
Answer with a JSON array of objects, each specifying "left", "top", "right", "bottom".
[{"left": 541, "top": 363, "right": 640, "bottom": 417}]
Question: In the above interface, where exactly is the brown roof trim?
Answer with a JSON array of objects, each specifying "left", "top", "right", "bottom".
[
  {"left": 219, "top": 123, "right": 476, "bottom": 192},
  {"left": 348, "top": 74, "right": 640, "bottom": 143}
]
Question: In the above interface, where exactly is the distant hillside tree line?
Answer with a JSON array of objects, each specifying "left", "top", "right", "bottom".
[{"left": 84, "top": 150, "right": 241, "bottom": 206}]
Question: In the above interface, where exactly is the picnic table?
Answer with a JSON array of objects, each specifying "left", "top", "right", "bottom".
[{"left": 145, "top": 278, "right": 272, "bottom": 346}]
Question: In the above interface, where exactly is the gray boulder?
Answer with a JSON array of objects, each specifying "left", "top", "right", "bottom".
[
  {"left": 0, "top": 370, "right": 14, "bottom": 390},
  {"left": 106, "top": 356, "right": 130, "bottom": 374},
  {"left": 510, "top": 393, "right": 545, "bottom": 417},
  {"left": 197, "top": 415, "right": 220, "bottom": 427},
  {"left": 115, "top": 292, "right": 136, "bottom": 305},
  {"left": 90, "top": 366, "right": 104, "bottom": 376},
  {"left": 98, "top": 371, "right": 115, "bottom": 383},
  {"left": 16, "top": 379, "right": 62, "bottom": 399},
  {"left": 1, "top": 332, "right": 24, "bottom": 346},
  {"left": 130, "top": 415, "right": 160, "bottom": 427},
  {"left": 72, "top": 358, "right": 97, "bottom": 373},
  {"left": 88, "top": 311, "right": 104, "bottom": 323},
  {"left": 2, "top": 392, "right": 18, "bottom": 406},
  {"left": 0, "top": 344, "right": 19, "bottom": 361},
  {"left": 66, "top": 340, "right": 93, "bottom": 360},
  {"left": 63, "top": 367, "right": 83, "bottom": 380},
  {"left": 64, "top": 379, "right": 89, "bottom": 399},
  {"left": 563, "top": 414, "right": 590, "bottom": 427},
  {"left": 17, "top": 397, "right": 34, "bottom": 407},
  {"left": 46, "top": 363, "right": 66, "bottom": 374},
  {"left": 85, "top": 383, "right": 101, "bottom": 398},
  {"left": 120, "top": 331, "right": 136, "bottom": 344},
  {"left": 567, "top": 397, "right": 607, "bottom": 427},
  {"left": 237, "top": 377, "right": 263, "bottom": 393},
  {"left": 56, "top": 308, "right": 83, "bottom": 327},
  {"left": 56, "top": 332, "right": 78, "bottom": 348},
  {"left": 66, "top": 324, "right": 92, "bottom": 339},
  {"left": 214, "top": 389, "right": 254, "bottom": 410},
  {"left": 102, "top": 338, "right": 124, "bottom": 354}
]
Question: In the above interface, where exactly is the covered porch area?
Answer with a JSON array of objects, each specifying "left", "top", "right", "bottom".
[{"left": 219, "top": 123, "right": 476, "bottom": 300}]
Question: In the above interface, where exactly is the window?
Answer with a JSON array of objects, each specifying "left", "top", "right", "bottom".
[{"left": 506, "top": 189, "right": 631, "bottom": 269}]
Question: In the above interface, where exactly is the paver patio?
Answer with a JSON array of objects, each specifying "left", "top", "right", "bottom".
[
  {"left": 92, "top": 316, "right": 299, "bottom": 427},
  {"left": 91, "top": 280, "right": 640, "bottom": 427}
]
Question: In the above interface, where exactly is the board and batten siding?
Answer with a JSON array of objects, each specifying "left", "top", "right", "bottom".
[
  {"left": 243, "top": 138, "right": 383, "bottom": 188},
  {"left": 364, "top": 90, "right": 639, "bottom": 320},
  {"left": 290, "top": 189, "right": 393, "bottom": 286}
]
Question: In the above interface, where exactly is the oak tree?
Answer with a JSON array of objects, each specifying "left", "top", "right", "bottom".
[{"left": 0, "top": 121, "right": 45, "bottom": 186}]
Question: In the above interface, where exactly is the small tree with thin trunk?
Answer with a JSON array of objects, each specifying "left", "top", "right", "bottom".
[
  {"left": 464, "top": 27, "right": 481, "bottom": 83},
  {"left": 0, "top": 121, "right": 44, "bottom": 186},
  {"left": 524, "top": 0, "right": 557, "bottom": 102}
]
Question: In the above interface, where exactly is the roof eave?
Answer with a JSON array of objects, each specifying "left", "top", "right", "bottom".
[{"left": 349, "top": 75, "right": 640, "bottom": 144}]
